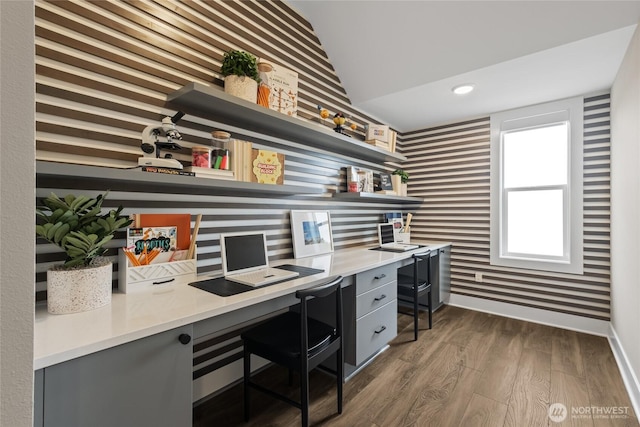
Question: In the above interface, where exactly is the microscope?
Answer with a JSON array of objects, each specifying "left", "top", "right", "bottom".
[{"left": 138, "top": 111, "right": 185, "bottom": 169}]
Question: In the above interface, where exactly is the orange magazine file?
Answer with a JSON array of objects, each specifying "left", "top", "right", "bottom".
[{"left": 136, "top": 213, "right": 192, "bottom": 251}]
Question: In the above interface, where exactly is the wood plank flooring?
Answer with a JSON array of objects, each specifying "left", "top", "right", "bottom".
[{"left": 192, "top": 306, "right": 638, "bottom": 427}]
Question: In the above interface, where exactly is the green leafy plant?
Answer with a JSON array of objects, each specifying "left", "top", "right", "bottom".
[
  {"left": 392, "top": 169, "right": 409, "bottom": 184},
  {"left": 36, "top": 192, "right": 132, "bottom": 269},
  {"left": 220, "top": 49, "right": 260, "bottom": 82}
]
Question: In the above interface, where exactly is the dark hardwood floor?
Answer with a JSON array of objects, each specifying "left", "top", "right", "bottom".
[{"left": 193, "top": 305, "right": 638, "bottom": 426}]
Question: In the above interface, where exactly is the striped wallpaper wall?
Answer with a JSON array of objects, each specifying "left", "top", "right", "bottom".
[
  {"left": 402, "top": 94, "right": 612, "bottom": 321},
  {"left": 35, "top": 0, "right": 612, "bottom": 319},
  {"left": 34, "top": 0, "right": 410, "bottom": 300}
]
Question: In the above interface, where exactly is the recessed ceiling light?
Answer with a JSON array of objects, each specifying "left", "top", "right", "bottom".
[{"left": 452, "top": 84, "right": 475, "bottom": 95}]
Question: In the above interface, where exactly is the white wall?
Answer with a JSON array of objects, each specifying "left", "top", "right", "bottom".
[
  {"left": 0, "top": 1, "right": 36, "bottom": 426},
  {"left": 610, "top": 23, "right": 640, "bottom": 410}
]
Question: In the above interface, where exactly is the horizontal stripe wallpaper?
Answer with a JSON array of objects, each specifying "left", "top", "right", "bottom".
[{"left": 402, "top": 94, "right": 612, "bottom": 321}]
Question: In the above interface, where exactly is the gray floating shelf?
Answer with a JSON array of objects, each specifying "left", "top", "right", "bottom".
[
  {"left": 332, "top": 192, "right": 423, "bottom": 203},
  {"left": 36, "top": 161, "right": 323, "bottom": 197},
  {"left": 167, "top": 82, "right": 407, "bottom": 164}
]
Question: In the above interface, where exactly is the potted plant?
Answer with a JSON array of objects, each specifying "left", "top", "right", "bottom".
[
  {"left": 220, "top": 49, "right": 260, "bottom": 103},
  {"left": 36, "top": 192, "right": 132, "bottom": 314},
  {"left": 392, "top": 169, "right": 409, "bottom": 196}
]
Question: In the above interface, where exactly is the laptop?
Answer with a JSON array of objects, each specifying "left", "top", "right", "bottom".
[
  {"left": 377, "top": 223, "right": 419, "bottom": 252},
  {"left": 220, "top": 232, "right": 299, "bottom": 286}
]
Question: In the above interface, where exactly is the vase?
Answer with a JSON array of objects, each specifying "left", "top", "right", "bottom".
[
  {"left": 224, "top": 75, "right": 258, "bottom": 103},
  {"left": 47, "top": 262, "right": 113, "bottom": 314},
  {"left": 401, "top": 183, "right": 408, "bottom": 197},
  {"left": 391, "top": 175, "right": 402, "bottom": 195}
]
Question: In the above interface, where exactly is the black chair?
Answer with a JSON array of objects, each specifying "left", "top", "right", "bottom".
[
  {"left": 397, "top": 251, "right": 432, "bottom": 341},
  {"left": 241, "top": 275, "right": 344, "bottom": 427}
]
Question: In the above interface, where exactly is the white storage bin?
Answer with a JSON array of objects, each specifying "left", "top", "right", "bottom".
[{"left": 118, "top": 249, "right": 197, "bottom": 293}]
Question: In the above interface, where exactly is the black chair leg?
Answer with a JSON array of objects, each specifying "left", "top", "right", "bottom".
[
  {"left": 428, "top": 288, "right": 433, "bottom": 329},
  {"left": 301, "top": 368, "right": 309, "bottom": 427},
  {"left": 413, "top": 287, "right": 419, "bottom": 341},
  {"left": 337, "top": 349, "right": 343, "bottom": 414},
  {"left": 243, "top": 348, "right": 251, "bottom": 422}
]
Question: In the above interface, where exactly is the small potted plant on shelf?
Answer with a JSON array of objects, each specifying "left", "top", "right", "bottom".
[
  {"left": 36, "top": 192, "right": 132, "bottom": 314},
  {"left": 220, "top": 49, "right": 260, "bottom": 103},
  {"left": 392, "top": 169, "right": 409, "bottom": 196}
]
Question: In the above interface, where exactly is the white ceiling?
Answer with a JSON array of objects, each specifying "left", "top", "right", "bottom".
[{"left": 287, "top": 1, "right": 640, "bottom": 132}]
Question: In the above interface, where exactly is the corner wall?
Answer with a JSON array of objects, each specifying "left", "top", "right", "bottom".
[
  {"left": 402, "top": 94, "right": 612, "bottom": 324},
  {"left": 610, "top": 22, "right": 640, "bottom": 414},
  {"left": 0, "top": 1, "right": 36, "bottom": 426}
]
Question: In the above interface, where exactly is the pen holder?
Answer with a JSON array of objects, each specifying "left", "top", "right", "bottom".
[
  {"left": 118, "top": 248, "right": 197, "bottom": 293},
  {"left": 396, "top": 231, "right": 411, "bottom": 244}
]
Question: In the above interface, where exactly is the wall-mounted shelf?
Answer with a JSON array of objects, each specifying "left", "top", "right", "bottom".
[
  {"left": 36, "top": 161, "right": 323, "bottom": 197},
  {"left": 167, "top": 82, "right": 407, "bottom": 164},
  {"left": 332, "top": 192, "right": 423, "bottom": 204}
]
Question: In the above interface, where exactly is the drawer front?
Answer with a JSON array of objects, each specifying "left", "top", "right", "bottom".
[
  {"left": 356, "top": 281, "right": 397, "bottom": 318},
  {"left": 356, "top": 301, "right": 397, "bottom": 365},
  {"left": 356, "top": 264, "right": 397, "bottom": 295}
]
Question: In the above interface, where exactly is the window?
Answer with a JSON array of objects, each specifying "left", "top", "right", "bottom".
[{"left": 490, "top": 97, "right": 583, "bottom": 274}]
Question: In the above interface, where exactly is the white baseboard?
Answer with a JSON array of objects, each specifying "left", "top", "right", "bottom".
[
  {"left": 447, "top": 294, "right": 610, "bottom": 336},
  {"left": 608, "top": 325, "right": 640, "bottom": 419}
]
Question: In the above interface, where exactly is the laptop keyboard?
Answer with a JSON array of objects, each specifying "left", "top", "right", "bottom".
[{"left": 228, "top": 267, "right": 298, "bottom": 287}]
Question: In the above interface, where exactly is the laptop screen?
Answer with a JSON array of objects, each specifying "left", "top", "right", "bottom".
[
  {"left": 378, "top": 223, "right": 396, "bottom": 245},
  {"left": 220, "top": 232, "right": 268, "bottom": 275}
]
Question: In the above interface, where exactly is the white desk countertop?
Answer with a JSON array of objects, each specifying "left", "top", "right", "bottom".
[{"left": 34, "top": 243, "right": 449, "bottom": 370}]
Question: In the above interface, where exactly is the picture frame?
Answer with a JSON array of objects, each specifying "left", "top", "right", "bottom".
[
  {"left": 379, "top": 173, "right": 393, "bottom": 190},
  {"left": 290, "top": 210, "right": 334, "bottom": 258}
]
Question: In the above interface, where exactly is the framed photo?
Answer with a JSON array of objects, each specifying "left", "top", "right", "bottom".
[
  {"left": 290, "top": 210, "right": 334, "bottom": 258},
  {"left": 379, "top": 173, "right": 393, "bottom": 190}
]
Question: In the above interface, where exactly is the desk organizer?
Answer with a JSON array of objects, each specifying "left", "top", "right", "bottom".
[
  {"left": 396, "top": 231, "right": 411, "bottom": 244},
  {"left": 118, "top": 250, "right": 197, "bottom": 293}
]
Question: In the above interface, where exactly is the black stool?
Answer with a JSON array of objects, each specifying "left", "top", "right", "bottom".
[{"left": 397, "top": 252, "right": 432, "bottom": 341}]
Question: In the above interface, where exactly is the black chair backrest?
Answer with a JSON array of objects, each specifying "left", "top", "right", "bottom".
[
  {"left": 295, "top": 275, "right": 343, "bottom": 358},
  {"left": 412, "top": 251, "right": 431, "bottom": 279}
]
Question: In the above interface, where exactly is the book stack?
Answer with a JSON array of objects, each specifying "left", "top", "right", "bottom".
[{"left": 182, "top": 166, "right": 234, "bottom": 180}]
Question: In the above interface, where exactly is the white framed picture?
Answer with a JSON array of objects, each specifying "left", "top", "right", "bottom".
[{"left": 290, "top": 210, "right": 334, "bottom": 258}]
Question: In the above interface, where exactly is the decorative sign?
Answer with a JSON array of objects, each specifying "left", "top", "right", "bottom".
[
  {"left": 260, "top": 63, "right": 298, "bottom": 117},
  {"left": 250, "top": 149, "right": 285, "bottom": 185}
]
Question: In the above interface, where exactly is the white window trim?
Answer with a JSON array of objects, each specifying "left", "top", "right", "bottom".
[{"left": 490, "top": 96, "right": 584, "bottom": 274}]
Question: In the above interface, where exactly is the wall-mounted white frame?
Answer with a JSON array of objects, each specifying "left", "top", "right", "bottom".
[{"left": 290, "top": 210, "right": 334, "bottom": 258}]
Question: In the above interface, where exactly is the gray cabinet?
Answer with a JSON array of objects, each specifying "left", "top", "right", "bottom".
[
  {"left": 41, "top": 325, "right": 193, "bottom": 427},
  {"left": 349, "top": 264, "right": 398, "bottom": 367}
]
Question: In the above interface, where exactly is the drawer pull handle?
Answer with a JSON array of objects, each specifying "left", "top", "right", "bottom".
[
  {"left": 374, "top": 294, "right": 387, "bottom": 302},
  {"left": 374, "top": 273, "right": 387, "bottom": 280},
  {"left": 153, "top": 278, "right": 175, "bottom": 285},
  {"left": 178, "top": 334, "right": 191, "bottom": 345},
  {"left": 374, "top": 326, "right": 387, "bottom": 334}
]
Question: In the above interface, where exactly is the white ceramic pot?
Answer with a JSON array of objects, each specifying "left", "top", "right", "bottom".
[
  {"left": 391, "top": 175, "right": 402, "bottom": 195},
  {"left": 47, "top": 262, "right": 112, "bottom": 314},
  {"left": 224, "top": 75, "right": 258, "bottom": 103}
]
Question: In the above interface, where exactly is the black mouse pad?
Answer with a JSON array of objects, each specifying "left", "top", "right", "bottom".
[{"left": 189, "top": 264, "right": 325, "bottom": 297}]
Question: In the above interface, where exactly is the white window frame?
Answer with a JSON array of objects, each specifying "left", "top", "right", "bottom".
[{"left": 490, "top": 97, "right": 583, "bottom": 274}]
